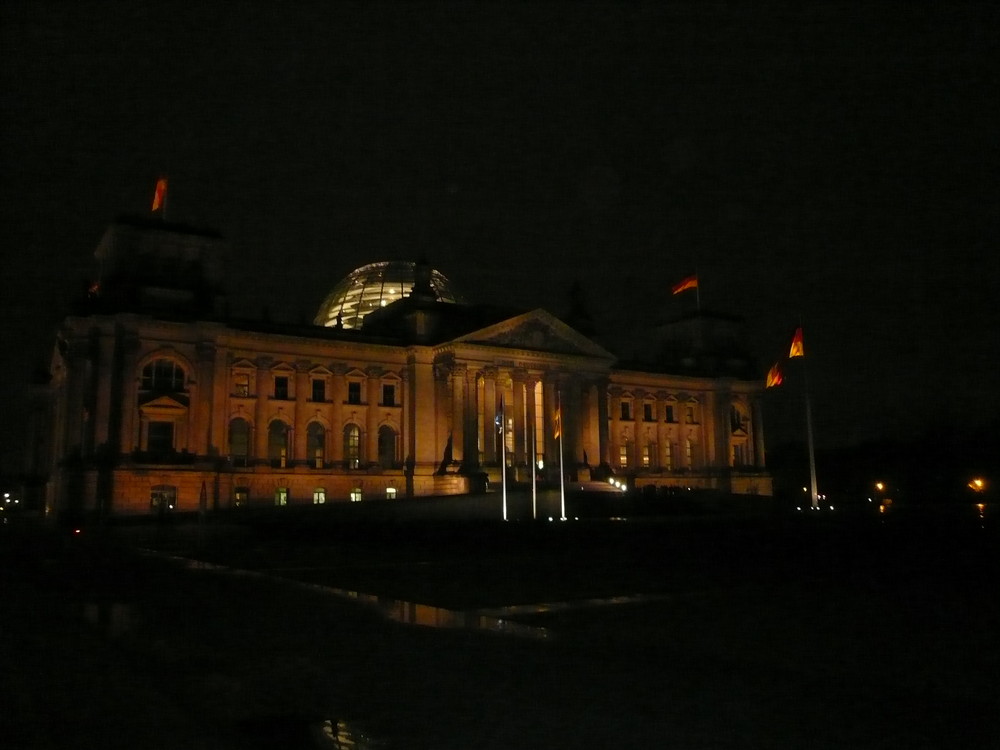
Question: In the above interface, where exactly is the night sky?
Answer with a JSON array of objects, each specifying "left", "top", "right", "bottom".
[{"left": 2, "top": 1, "right": 999, "bottom": 469}]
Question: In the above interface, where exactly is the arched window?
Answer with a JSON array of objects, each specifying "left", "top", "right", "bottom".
[
  {"left": 307, "top": 422, "right": 326, "bottom": 468},
  {"left": 344, "top": 424, "right": 360, "bottom": 469},
  {"left": 268, "top": 420, "right": 289, "bottom": 467},
  {"left": 229, "top": 418, "right": 250, "bottom": 465},
  {"left": 141, "top": 358, "right": 185, "bottom": 392},
  {"left": 378, "top": 425, "right": 397, "bottom": 469}
]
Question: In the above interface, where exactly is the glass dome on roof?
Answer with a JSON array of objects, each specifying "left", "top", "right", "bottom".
[{"left": 314, "top": 261, "right": 461, "bottom": 330}]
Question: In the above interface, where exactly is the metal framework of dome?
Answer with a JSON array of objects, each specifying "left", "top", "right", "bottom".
[{"left": 314, "top": 261, "right": 461, "bottom": 330}]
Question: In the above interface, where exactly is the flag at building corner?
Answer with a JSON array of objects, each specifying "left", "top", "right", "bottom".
[
  {"left": 766, "top": 362, "right": 783, "bottom": 388},
  {"left": 789, "top": 327, "right": 804, "bottom": 358},
  {"left": 553, "top": 406, "right": 561, "bottom": 439},
  {"left": 151, "top": 177, "right": 168, "bottom": 213},
  {"left": 671, "top": 274, "right": 698, "bottom": 295}
]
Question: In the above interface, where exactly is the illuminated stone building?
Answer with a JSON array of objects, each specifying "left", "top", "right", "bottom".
[{"left": 40, "top": 216, "right": 770, "bottom": 517}]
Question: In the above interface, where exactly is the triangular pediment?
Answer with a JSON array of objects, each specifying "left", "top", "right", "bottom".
[
  {"left": 138, "top": 393, "right": 189, "bottom": 411},
  {"left": 450, "top": 309, "right": 614, "bottom": 360}
]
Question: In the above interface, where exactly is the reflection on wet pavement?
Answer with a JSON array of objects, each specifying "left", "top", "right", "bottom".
[
  {"left": 162, "top": 553, "right": 667, "bottom": 640},
  {"left": 314, "top": 718, "right": 387, "bottom": 748}
]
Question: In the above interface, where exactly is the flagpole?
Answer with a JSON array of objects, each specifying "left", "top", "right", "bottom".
[
  {"left": 531, "top": 420, "right": 537, "bottom": 520},
  {"left": 793, "top": 320, "right": 819, "bottom": 509},
  {"left": 558, "top": 390, "right": 566, "bottom": 520},
  {"left": 803, "top": 359, "right": 819, "bottom": 509},
  {"left": 500, "top": 398, "right": 508, "bottom": 521}
]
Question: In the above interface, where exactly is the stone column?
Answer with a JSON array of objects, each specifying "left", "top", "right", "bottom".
[
  {"left": 511, "top": 369, "right": 527, "bottom": 466},
  {"left": 481, "top": 367, "right": 498, "bottom": 464},
  {"left": 190, "top": 341, "right": 216, "bottom": 458},
  {"left": 91, "top": 327, "right": 116, "bottom": 453},
  {"left": 596, "top": 378, "right": 611, "bottom": 469},
  {"left": 366, "top": 366, "right": 383, "bottom": 467},
  {"left": 254, "top": 357, "right": 272, "bottom": 460},
  {"left": 751, "top": 395, "right": 767, "bottom": 468},
  {"left": 118, "top": 335, "right": 142, "bottom": 455},
  {"left": 63, "top": 337, "right": 90, "bottom": 459},
  {"left": 409, "top": 348, "right": 439, "bottom": 473},
  {"left": 210, "top": 346, "right": 229, "bottom": 458},
  {"left": 450, "top": 363, "right": 466, "bottom": 465},
  {"left": 655, "top": 391, "right": 669, "bottom": 471},
  {"left": 330, "top": 363, "right": 347, "bottom": 462},
  {"left": 463, "top": 366, "right": 479, "bottom": 469},
  {"left": 294, "top": 360, "right": 311, "bottom": 464}
]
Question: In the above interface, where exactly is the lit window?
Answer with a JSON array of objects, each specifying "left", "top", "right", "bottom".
[
  {"left": 233, "top": 487, "right": 248, "bottom": 507},
  {"left": 619, "top": 444, "right": 628, "bottom": 467},
  {"left": 274, "top": 487, "right": 288, "bottom": 506},
  {"left": 642, "top": 444, "right": 650, "bottom": 467},
  {"left": 386, "top": 487, "right": 397, "bottom": 500},
  {"left": 685, "top": 438, "right": 694, "bottom": 465},
  {"left": 344, "top": 424, "right": 360, "bottom": 469},
  {"left": 313, "top": 488, "right": 326, "bottom": 504},
  {"left": 664, "top": 441, "right": 673, "bottom": 471},
  {"left": 350, "top": 487, "right": 363, "bottom": 502},
  {"left": 234, "top": 373, "right": 250, "bottom": 397}
]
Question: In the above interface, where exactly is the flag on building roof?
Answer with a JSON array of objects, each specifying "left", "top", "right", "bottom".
[
  {"left": 789, "top": 326, "right": 804, "bottom": 358},
  {"left": 766, "top": 362, "right": 783, "bottom": 388},
  {"left": 151, "top": 177, "right": 168, "bottom": 213},
  {"left": 671, "top": 274, "right": 698, "bottom": 295}
]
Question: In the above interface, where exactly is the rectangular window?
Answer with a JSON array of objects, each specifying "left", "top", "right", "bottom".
[
  {"left": 386, "top": 487, "right": 397, "bottom": 500},
  {"left": 347, "top": 381, "right": 362, "bottom": 404},
  {"left": 350, "top": 487, "right": 363, "bottom": 502},
  {"left": 642, "top": 444, "right": 650, "bottom": 467},
  {"left": 665, "top": 405, "right": 676, "bottom": 423},
  {"left": 664, "top": 441, "right": 673, "bottom": 471},
  {"left": 643, "top": 403, "right": 654, "bottom": 422},
  {"left": 274, "top": 487, "right": 288, "bottom": 506},
  {"left": 619, "top": 444, "right": 628, "bottom": 468},
  {"left": 274, "top": 376, "right": 289, "bottom": 400},
  {"left": 311, "top": 379, "right": 326, "bottom": 402},
  {"left": 147, "top": 421, "right": 174, "bottom": 454},
  {"left": 234, "top": 487, "right": 248, "bottom": 507},
  {"left": 382, "top": 383, "right": 395, "bottom": 406},
  {"left": 685, "top": 405, "right": 696, "bottom": 424},
  {"left": 620, "top": 401, "right": 632, "bottom": 421},
  {"left": 234, "top": 373, "right": 250, "bottom": 397},
  {"left": 313, "top": 488, "right": 326, "bottom": 504}
]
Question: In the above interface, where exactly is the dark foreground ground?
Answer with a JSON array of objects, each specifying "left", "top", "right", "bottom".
[{"left": 2, "top": 497, "right": 998, "bottom": 749}]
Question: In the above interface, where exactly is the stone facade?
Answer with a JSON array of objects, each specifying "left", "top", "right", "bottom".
[{"left": 38, "top": 217, "right": 771, "bottom": 518}]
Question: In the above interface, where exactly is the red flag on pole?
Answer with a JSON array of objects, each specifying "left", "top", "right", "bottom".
[
  {"left": 789, "top": 327, "right": 804, "bottom": 358},
  {"left": 766, "top": 362, "right": 783, "bottom": 388},
  {"left": 671, "top": 275, "right": 698, "bottom": 295},
  {"left": 151, "top": 177, "right": 168, "bottom": 213}
]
